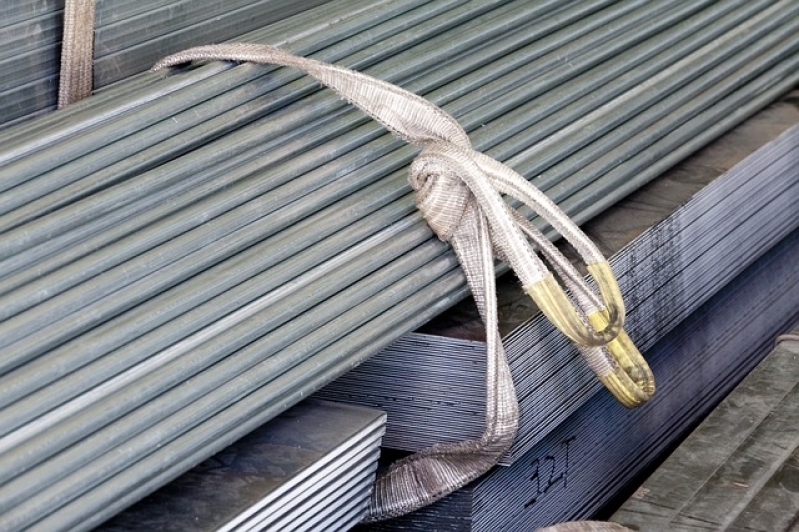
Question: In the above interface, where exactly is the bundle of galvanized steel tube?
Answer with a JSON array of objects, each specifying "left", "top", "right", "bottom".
[
  {"left": 0, "top": 0, "right": 327, "bottom": 128},
  {"left": 0, "top": 0, "right": 798, "bottom": 529}
]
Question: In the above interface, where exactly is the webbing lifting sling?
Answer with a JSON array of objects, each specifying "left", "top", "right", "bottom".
[{"left": 57, "top": 2, "right": 653, "bottom": 524}]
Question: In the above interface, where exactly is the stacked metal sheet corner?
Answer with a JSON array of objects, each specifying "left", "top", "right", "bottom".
[
  {"left": 0, "top": 0, "right": 329, "bottom": 129},
  {"left": 318, "top": 122, "right": 799, "bottom": 463},
  {"left": 612, "top": 319, "right": 799, "bottom": 531},
  {"left": 97, "top": 399, "right": 386, "bottom": 532},
  {"left": 362, "top": 215, "right": 799, "bottom": 531},
  {"left": 1, "top": 0, "right": 799, "bottom": 530}
]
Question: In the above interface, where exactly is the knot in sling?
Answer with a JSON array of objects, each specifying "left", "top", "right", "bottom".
[{"left": 152, "top": 43, "right": 655, "bottom": 521}]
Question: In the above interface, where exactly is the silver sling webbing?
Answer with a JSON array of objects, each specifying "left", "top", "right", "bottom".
[{"left": 152, "top": 43, "right": 654, "bottom": 520}]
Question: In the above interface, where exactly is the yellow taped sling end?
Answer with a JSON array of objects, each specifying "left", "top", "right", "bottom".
[
  {"left": 525, "top": 267, "right": 654, "bottom": 408},
  {"left": 524, "top": 273, "right": 622, "bottom": 347},
  {"left": 586, "top": 261, "right": 626, "bottom": 324},
  {"left": 588, "top": 311, "right": 655, "bottom": 408}
]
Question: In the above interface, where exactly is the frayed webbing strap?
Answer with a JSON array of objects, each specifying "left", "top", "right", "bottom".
[
  {"left": 58, "top": 0, "right": 96, "bottom": 108},
  {"left": 153, "top": 43, "right": 655, "bottom": 520}
]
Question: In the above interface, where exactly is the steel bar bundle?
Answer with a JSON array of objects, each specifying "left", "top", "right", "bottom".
[
  {"left": 1, "top": 0, "right": 798, "bottom": 529},
  {"left": 613, "top": 320, "right": 799, "bottom": 532},
  {"left": 318, "top": 119, "right": 799, "bottom": 463},
  {"left": 364, "top": 219, "right": 799, "bottom": 531},
  {"left": 0, "top": 0, "right": 329, "bottom": 129},
  {"left": 97, "top": 400, "right": 386, "bottom": 532}
]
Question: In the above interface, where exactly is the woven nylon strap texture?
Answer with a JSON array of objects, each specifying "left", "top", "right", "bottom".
[
  {"left": 58, "top": 0, "right": 95, "bottom": 108},
  {"left": 152, "top": 43, "right": 637, "bottom": 520}
]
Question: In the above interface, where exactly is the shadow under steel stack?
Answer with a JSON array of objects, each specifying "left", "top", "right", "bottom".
[
  {"left": 0, "top": 0, "right": 798, "bottom": 530},
  {"left": 0, "top": 0, "right": 330, "bottom": 129}
]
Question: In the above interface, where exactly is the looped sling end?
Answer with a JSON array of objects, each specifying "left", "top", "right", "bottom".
[
  {"left": 596, "top": 351, "right": 656, "bottom": 408},
  {"left": 526, "top": 267, "right": 654, "bottom": 408},
  {"left": 524, "top": 274, "right": 623, "bottom": 347},
  {"left": 588, "top": 312, "right": 655, "bottom": 408},
  {"left": 586, "top": 261, "right": 627, "bottom": 326}
]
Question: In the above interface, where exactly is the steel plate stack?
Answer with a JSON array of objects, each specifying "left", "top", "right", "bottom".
[
  {"left": 612, "top": 319, "right": 799, "bottom": 531},
  {"left": 319, "top": 122, "right": 799, "bottom": 462},
  {"left": 1, "top": 0, "right": 798, "bottom": 530},
  {"left": 98, "top": 400, "right": 386, "bottom": 532},
  {"left": 0, "top": 0, "right": 328, "bottom": 129},
  {"left": 363, "top": 214, "right": 799, "bottom": 531}
]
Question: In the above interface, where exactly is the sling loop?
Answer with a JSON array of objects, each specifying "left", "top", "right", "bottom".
[{"left": 153, "top": 43, "right": 655, "bottom": 520}]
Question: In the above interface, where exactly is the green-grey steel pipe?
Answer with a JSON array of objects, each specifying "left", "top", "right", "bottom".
[
  {"left": 0, "top": 0, "right": 612, "bottom": 288},
  {"left": 0, "top": 2, "right": 608, "bottom": 254},
  {"left": 0, "top": 227, "right": 456, "bottom": 527},
  {"left": 0, "top": 192, "right": 417, "bottom": 425},
  {"left": 0, "top": 0, "right": 759, "bottom": 418},
  {"left": 3, "top": 2, "right": 796, "bottom": 494},
  {"left": 0, "top": 0, "right": 520, "bottom": 219},
  {"left": 36, "top": 61, "right": 799, "bottom": 532},
  {"left": 0, "top": 0, "right": 780, "bottom": 416},
  {"left": 0, "top": 0, "right": 407, "bottom": 160},
  {"left": 508, "top": 0, "right": 799, "bottom": 190},
  {"left": 0, "top": 0, "right": 657, "bottom": 354},
  {"left": 0, "top": 0, "right": 430, "bottom": 188},
  {"left": 472, "top": 0, "right": 771, "bottom": 158},
  {"left": 0, "top": 0, "right": 605, "bottom": 285}
]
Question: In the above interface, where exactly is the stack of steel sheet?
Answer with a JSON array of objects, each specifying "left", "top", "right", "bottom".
[
  {"left": 0, "top": 0, "right": 329, "bottom": 129},
  {"left": 362, "top": 215, "right": 799, "bottom": 531},
  {"left": 319, "top": 121, "right": 799, "bottom": 461},
  {"left": 1, "top": 0, "right": 798, "bottom": 530},
  {"left": 97, "top": 400, "right": 386, "bottom": 532},
  {"left": 612, "top": 320, "right": 799, "bottom": 531}
]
